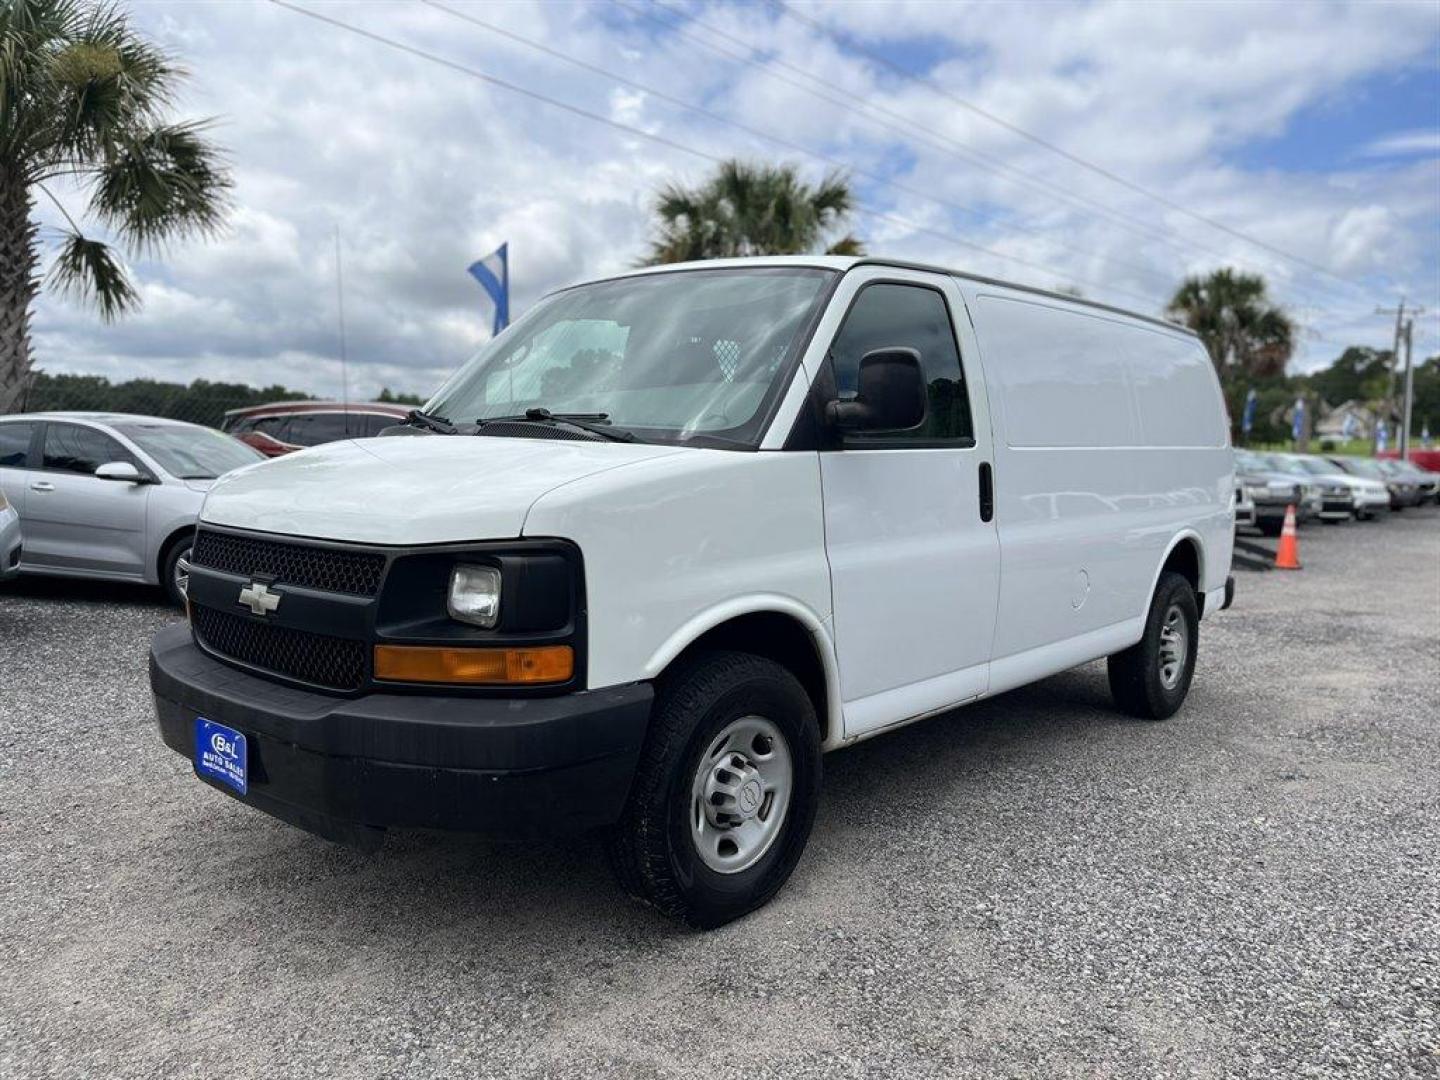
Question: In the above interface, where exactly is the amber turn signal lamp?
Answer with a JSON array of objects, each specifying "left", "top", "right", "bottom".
[{"left": 373, "top": 644, "right": 574, "bottom": 685}]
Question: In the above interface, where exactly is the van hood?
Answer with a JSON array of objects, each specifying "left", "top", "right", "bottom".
[{"left": 199, "top": 435, "right": 684, "bottom": 545}]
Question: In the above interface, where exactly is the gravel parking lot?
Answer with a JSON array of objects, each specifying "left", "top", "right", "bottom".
[{"left": 2, "top": 511, "right": 1437, "bottom": 1079}]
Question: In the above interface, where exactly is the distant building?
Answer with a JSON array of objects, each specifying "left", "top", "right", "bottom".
[{"left": 1315, "top": 400, "right": 1376, "bottom": 440}]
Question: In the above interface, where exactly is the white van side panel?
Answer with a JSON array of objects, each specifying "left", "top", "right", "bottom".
[
  {"left": 521, "top": 448, "right": 836, "bottom": 706},
  {"left": 964, "top": 287, "right": 1232, "bottom": 672}
]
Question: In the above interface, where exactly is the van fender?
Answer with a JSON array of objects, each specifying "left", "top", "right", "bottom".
[
  {"left": 641, "top": 594, "right": 845, "bottom": 748},
  {"left": 1146, "top": 528, "right": 1206, "bottom": 616}
]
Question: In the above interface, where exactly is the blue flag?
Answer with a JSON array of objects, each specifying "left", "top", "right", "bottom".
[
  {"left": 1423, "top": 423, "right": 1432, "bottom": 449},
  {"left": 1376, "top": 422, "right": 1388, "bottom": 453},
  {"left": 1291, "top": 397, "right": 1305, "bottom": 442},
  {"left": 1342, "top": 411, "right": 1357, "bottom": 440},
  {"left": 467, "top": 242, "right": 509, "bottom": 335},
  {"left": 1241, "top": 388, "right": 1257, "bottom": 436}
]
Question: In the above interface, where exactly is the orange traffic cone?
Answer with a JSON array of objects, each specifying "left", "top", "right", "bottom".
[{"left": 1274, "top": 504, "right": 1301, "bottom": 570}]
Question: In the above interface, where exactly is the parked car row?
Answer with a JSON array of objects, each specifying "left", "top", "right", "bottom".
[
  {"left": 0, "top": 402, "right": 417, "bottom": 604},
  {"left": 2, "top": 405, "right": 1436, "bottom": 611},
  {"left": 1233, "top": 448, "right": 1439, "bottom": 535},
  {"left": 0, "top": 412, "right": 265, "bottom": 604},
  {"left": 223, "top": 400, "right": 411, "bottom": 457}
]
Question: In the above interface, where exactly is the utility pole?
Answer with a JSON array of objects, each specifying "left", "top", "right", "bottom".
[
  {"left": 1399, "top": 318, "right": 1415, "bottom": 461},
  {"left": 1376, "top": 300, "right": 1424, "bottom": 453},
  {"left": 1377, "top": 300, "right": 1403, "bottom": 450}
]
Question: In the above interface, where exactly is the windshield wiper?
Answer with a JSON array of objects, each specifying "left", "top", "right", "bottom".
[
  {"left": 403, "top": 408, "right": 457, "bottom": 435},
  {"left": 476, "top": 408, "right": 637, "bottom": 443}
]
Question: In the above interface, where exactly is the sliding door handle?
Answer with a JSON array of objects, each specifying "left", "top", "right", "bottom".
[{"left": 978, "top": 462, "right": 994, "bottom": 523}]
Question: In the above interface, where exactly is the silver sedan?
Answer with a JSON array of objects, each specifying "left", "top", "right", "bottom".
[{"left": 0, "top": 412, "right": 264, "bottom": 604}]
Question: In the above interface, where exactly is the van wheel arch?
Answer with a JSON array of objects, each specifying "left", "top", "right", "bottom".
[
  {"left": 657, "top": 611, "right": 833, "bottom": 746},
  {"left": 1156, "top": 534, "right": 1203, "bottom": 598}
]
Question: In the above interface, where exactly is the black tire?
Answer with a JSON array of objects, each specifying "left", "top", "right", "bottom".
[
  {"left": 160, "top": 536, "right": 193, "bottom": 608},
  {"left": 605, "top": 650, "right": 822, "bottom": 929},
  {"left": 1107, "top": 571, "right": 1199, "bottom": 721}
]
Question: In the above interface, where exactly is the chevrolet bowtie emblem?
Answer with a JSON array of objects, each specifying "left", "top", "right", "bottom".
[{"left": 238, "top": 581, "right": 281, "bottom": 616}]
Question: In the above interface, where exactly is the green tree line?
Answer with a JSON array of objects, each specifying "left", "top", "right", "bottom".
[{"left": 20, "top": 372, "right": 423, "bottom": 428}]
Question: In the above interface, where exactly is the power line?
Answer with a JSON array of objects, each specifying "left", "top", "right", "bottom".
[
  {"left": 624, "top": 1, "right": 1209, "bottom": 260},
  {"left": 268, "top": 0, "right": 1164, "bottom": 311},
  {"left": 423, "top": 0, "right": 1178, "bottom": 292},
  {"left": 268, "top": 0, "right": 730, "bottom": 167},
  {"left": 629, "top": 0, "right": 1372, "bottom": 315},
  {"left": 772, "top": 0, "right": 1369, "bottom": 292}
]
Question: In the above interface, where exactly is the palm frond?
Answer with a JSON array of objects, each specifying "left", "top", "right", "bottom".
[
  {"left": 90, "top": 119, "right": 231, "bottom": 251},
  {"left": 45, "top": 227, "right": 139, "bottom": 321},
  {"left": 644, "top": 159, "right": 863, "bottom": 263},
  {"left": 825, "top": 234, "right": 865, "bottom": 257}
]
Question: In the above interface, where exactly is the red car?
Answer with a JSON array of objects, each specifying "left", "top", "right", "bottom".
[
  {"left": 1378, "top": 448, "right": 1440, "bottom": 473},
  {"left": 221, "top": 401, "right": 412, "bottom": 457}
]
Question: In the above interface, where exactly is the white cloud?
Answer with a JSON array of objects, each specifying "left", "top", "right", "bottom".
[
  {"left": 1359, "top": 129, "right": 1440, "bottom": 158},
  {"left": 26, "top": 0, "right": 1440, "bottom": 396}
]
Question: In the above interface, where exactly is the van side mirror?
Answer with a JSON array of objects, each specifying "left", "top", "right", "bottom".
[
  {"left": 95, "top": 461, "right": 147, "bottom": 483},
  {"left": 827, "top": 347, "right": 928, "bottom": 433}
]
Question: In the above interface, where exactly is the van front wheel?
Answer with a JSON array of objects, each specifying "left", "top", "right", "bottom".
[
  {"left": 606, "top": 651, "right": 821, "bottom": 929},
  {"left": 1107, "top": 571, "right": 1198, "bottom": 720}
]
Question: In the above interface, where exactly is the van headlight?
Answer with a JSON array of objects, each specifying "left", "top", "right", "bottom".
[{"left": 448, "top": 564, "right": 502, "bottom": 627}]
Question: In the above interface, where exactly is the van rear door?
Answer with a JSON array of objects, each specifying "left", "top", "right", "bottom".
[{"left": 817, "top": 268, "right": 1000, "bottom": 739}]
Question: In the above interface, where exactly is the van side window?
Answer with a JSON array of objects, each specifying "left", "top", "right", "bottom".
[
  {"left": 42, "top": 423, "right": 136, "bottom": 475},
  {"left": 830, "top": 283, "right": 974, "bottom": 442}
]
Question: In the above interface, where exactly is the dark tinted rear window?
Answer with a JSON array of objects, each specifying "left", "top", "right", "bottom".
[
  {"left": 286, "top": 412, "right": 353, "bottom": 446},
  {"left": 0, "top": 422, "right": 35, "bottom": 467}
]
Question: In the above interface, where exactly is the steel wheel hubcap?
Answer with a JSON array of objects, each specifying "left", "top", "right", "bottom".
[
  {"left": 690, "top": 715, "right": 793, "bottom": 874},
  {"left": 1158, "top": 604, "right": 1187, "bottom": 690},
  {"left": 175, "top": 549, "right": 192, "bottom": 598}
]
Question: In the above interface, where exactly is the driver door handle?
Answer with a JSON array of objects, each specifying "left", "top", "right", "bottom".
[
  {"left": 978, "top": 462, "right": 993, "bottom": 522},
  {"left": 30, "top": 481, "right": 54, "bottom": 492}
]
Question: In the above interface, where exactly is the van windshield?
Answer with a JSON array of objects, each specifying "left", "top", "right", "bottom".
[{"left": 427, "top": 267, "right": 835, "bottom": 448}]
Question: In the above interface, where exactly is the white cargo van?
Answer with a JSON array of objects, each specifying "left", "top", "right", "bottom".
[{"left": 150, "top": 257, "right": 1235, "bottom": 927}]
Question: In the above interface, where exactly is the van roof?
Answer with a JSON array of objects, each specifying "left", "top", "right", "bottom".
[{"left": 595, "top": 255, "right": 1197, "bottom": 339}]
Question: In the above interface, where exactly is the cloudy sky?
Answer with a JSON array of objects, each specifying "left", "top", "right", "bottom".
[{"left": 32, "top": 0, "right": 1440, "bottom": 400}]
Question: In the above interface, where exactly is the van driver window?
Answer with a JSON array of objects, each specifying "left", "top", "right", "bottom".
[{"left": 829, "top": 283, "right": 974, "bottom": 442}]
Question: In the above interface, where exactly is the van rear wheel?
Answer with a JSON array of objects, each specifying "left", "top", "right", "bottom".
[
  {"left": 1107, "top": 571, "right": 1198, "bottom": 721},
  {"left": 606, "top": 651, "right": 821, "bottom": 930}
]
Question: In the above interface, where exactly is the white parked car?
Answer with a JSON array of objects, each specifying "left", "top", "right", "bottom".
[
  {"left": 149, "top": 257, "right": 1235, "bottom": 928},
  {"left": 0, "top": 413, "right": 264, "bottom": 604},
  {"left": 1275, "top": 452, "right": 1390, "bottom": 520}
]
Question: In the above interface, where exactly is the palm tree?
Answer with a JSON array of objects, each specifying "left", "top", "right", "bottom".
[
  {"left": 0, "top": 0, "right": 230, "bottom": 412},
  {"left": 1166, "top": 268, "right": 1294, "bottom": 381},
  {"left": 644, "top": 160, "right": 863, "bottom": 265}
]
